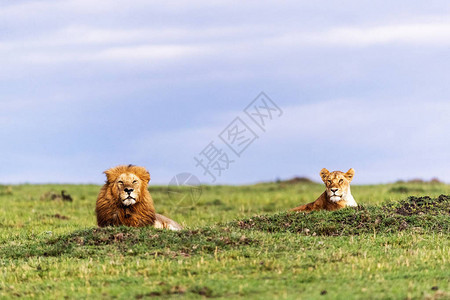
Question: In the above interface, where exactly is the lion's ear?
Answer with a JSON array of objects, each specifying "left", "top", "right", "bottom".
[
  {"left": 320, "top": 168, "right": 330, "bottom": 183},
  {"left": 134, "top": 166, "right": 150, "bottom": 183},
  {"left": 142, "top": 171, "right": 151, "bottom": 184},
  {"left": 104, "top": 169, "right": 117, "bottom": 184},
  {"left": 345, "top": 168, "right": 355, "bottom": 182}
]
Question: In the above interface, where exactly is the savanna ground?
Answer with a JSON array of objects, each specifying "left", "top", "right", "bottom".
[{"left": 0, "top": 180, "right": 449, "bottom": 299}]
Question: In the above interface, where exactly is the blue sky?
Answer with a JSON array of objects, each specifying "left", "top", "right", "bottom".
[{"left": 1, "top": 1, "right": 449, "bottom": 185}]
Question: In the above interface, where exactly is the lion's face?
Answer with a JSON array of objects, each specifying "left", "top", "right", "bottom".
[
  {"left": 320, "top": 168, "right": 354, "bottom": 202},
  {"left": 103, "top": 165, "right": 151, "bottom": 207},
  {"left": 115, "top": 173, "right": 143, "bottom": 206}
]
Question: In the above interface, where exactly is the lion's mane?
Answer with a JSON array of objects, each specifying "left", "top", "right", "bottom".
[{"left": 95, "top": 165, "right": 156, "bottom": 227}]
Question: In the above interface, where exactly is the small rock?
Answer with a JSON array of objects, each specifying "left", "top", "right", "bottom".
[
  {"left": 399, "top": 221, "right": 408, "bottom": 230},
  {"left": 114, "top": 233, "right": 125, "bottom": 241},
  {"left": 74, "top": 237, "right": 84, "bottom": 245},
  {"left": 171, "top": 285, "right": 186, "bottom": 294}
]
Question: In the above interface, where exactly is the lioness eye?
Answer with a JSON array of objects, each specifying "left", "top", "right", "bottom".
[
  {"left": 328, "top": 180, "right": 332, "bottom": 184},
  {"left": 118, "top": 181, "right": 123, "bottom": 184},
  {"left": 339, "top": 179, "right": 343, "bottom": 184},
  {"left": 132, "top": 180, "right": 137, "bottom": 184}
]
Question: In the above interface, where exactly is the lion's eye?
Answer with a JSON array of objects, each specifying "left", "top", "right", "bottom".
[
  {"left": 327, "top": 180, "right": 332, "bottom": 185},
  {"left": 132, "top": 180, "right": 138, "bottom": 184},
  {"left": 118, "top": 181, "right": 123, "bottom": 184},
  {"left": 339, "top": 179, "right": 344, "bottom": 184}
]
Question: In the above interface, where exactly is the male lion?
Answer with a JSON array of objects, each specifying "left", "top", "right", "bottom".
[
  {"left": 291, "top": 168, "right": 357, "bottom": 212},
  {"left": 95, "top": 165, "right": 182, "bottom": 230}
]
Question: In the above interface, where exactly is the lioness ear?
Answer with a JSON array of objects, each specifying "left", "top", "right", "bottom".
[
  {"left": 320, "top": 168, "right": 330, "bottom": 183},
  {"left": 345, "top": 168, "right": 355, "bottom": 182}
]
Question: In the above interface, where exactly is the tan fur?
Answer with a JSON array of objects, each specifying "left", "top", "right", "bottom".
[
  {"left": 291, "top": 168, "right": 357, "bottom": 212},
  {"left": 95, "top": 165, "right": 182, "bottom": 230}
]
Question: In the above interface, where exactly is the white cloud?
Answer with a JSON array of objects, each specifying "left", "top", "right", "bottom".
[
  {"left": 1, "top": 4, "right": 450, "bottom": 84},
  {"left": 269, "top": 22, "right": 450, "bottom": 48},
  {"left": 317, "top": 22, "right": 450, "bottom": 46},
  {"left": 23, "top": 44, "right": 205, "bottom": 64},
  {"left": 3, "top": 19, "right": 450, "bottom": 67},
  {"left": 269, "top": 98, "right": 450, "bottom": 149},
  {"left": 0, "top": 0, "right": 127, "bottom": 20}
]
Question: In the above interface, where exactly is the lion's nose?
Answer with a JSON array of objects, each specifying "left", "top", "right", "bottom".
[
  {"left": 124, "top": 188, "right": 134, "bottom": 194},
  {"left": 331, "top": 188, "right": 338, "bottom": 193}
]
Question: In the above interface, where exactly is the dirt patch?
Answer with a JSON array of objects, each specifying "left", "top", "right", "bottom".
[
  {"left": 40, "top": 190, "right": 73, "bottom": 201},
  {"left": 190, "top": 286, "right": 213, "bottom": 297},
  {"left": 66, "top": 228, "right": 141, "bottom": 246},
  {"left": 391, "top": 195, "right": 449, "bottom": 216},
  {"left": 396, "top": 178, "right": 443, "bottom": 184},
  {"left": 388, "top": 186, "right": 425, "bottom": 194},
  {"left": 40, "top": 191, "right": 61, "bottom": 201},
  {"left": 282, "top": 177, "right": 314, "bottom": 184},
  {"left": 204, "top": 199, "right": 225, "bottom": 206},
  {"left": 0, "top": 186, "right": 13, "bottom": 195},
  {"left": 135, "top": 285, "right": 186, "bottom": 299},
  {"left": 50, "top": 214, "right": 70, "bottom": 220}
]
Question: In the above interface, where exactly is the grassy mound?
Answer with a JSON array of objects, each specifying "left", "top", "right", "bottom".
[
  {"left": 2, "top": 195, "right": 448, "bottom": 261},
  {"left": 231, "top": 195, "right": 449, "bottom": 236},
  {"left": 1, "top": 226, "right": 256, "bottom": 259}
]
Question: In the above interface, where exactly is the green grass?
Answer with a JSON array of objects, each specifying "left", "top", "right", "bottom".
[{"left": 0, "top": 182, "right": 449, "bottom": 299}]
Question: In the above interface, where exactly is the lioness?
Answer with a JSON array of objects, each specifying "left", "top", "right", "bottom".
[
  {"left": 95, "top": 165, "right": 182, "bottom": 230},
  {"left": 291, "top": 168, "right": 357, "bottom": 212}
]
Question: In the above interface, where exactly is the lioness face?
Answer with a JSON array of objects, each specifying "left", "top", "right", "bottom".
[
  {"left": 116, "top": 173, "right": 142, "bottom": 206},
  {"left": 320, "top": 168, "right": 354, "bottom": 202}
]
